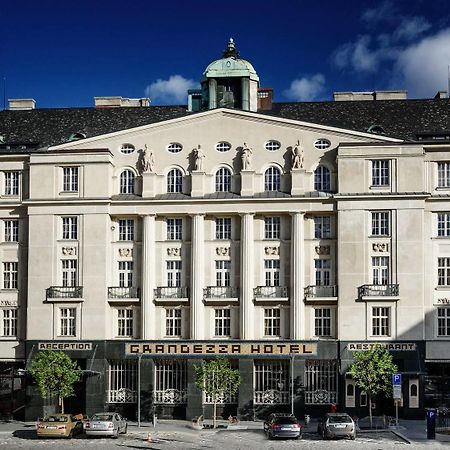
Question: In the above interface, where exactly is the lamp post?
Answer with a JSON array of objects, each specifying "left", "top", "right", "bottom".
[
  {"left": 290, "top": 354, "right": 295, "bottom": 415},
  {"left": 137, "top": 354, "right": 142, "bottom": 428}
]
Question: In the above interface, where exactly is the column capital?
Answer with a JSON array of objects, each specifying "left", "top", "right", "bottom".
[
  {"left": 189, "top": 213, "right": 206, "bottom": 218},
  {"left": 289, "top": 211, "right": 306, "bottom": 217},
  {"left": 238, "top": 212, "right": 255, "bottom": 217},
  {"left": 139, "top": 213, "right": 157, "bottom": 219}
]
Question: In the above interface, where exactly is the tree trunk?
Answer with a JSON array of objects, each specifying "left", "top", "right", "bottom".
[
  {"left": 213, "top": 401, "right": 217, "bottom": 429},
  {"left": 368, "top": 395, "right": 372, "bottom": 429},
  {"left": 60, "top": 396, "right": 64, "bottom": 414}
]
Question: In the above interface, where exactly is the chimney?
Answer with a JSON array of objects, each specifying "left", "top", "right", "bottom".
[
  {"left": 334, "top": 91, "right": 407, "bottom": 101},
  {"left": 8, "top": 99, "right": 36, "bottom": 110},
  {"left": 257, "top": 88, "right": 273, "bottom": 110},
  {"left": 434, "top": 91, "right": 447, "bottom": 99},
  {"left": 94, "top": 96, "right": 150, "bottom": 108}
]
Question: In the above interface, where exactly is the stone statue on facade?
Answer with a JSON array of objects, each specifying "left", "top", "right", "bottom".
[
  {"left": 291, "top": 140, "right": 304, "bottom": 169},
  {"left": 142, "top": 144, "right": 155, "bottom": 173},
  {"left": 193, "top": 145, "right": 205, "bottom": 171},
  {"left": 242, "top": 142, "right": 253, "bottom": 170}
]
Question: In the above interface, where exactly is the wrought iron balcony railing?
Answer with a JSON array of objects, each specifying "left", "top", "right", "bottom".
[
  {"left": 154, "top": 286, "right": 189, "bottom": 299},
  {"left": 254, "top": 286, "right": 289, "bottom": 298},
  {"left": 358, "top": 284, "right": 399, "bottom": 298},
  {"left": 304, "top": 285, "right": 338, "bottom": 298},
  {"left": 108, "top": 286, "right": 140, "bottom": 299},
  {"left": 46, "top": 286, "right": 83, "bottom": 299},
  {"left": 204, "top": 286, "right": 239, "bottom": 299}
]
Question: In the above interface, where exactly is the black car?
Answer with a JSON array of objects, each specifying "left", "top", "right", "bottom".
[
  {"left": 317, "top": 413, "right": 356, "bottom": 440},
  {"left": 263, "top": 413, "right": 302, "bottom": 440}
]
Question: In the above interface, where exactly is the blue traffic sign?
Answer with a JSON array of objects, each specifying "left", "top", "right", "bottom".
[{"left": 392, "top": 373, "right": 402, "bottom": 385}]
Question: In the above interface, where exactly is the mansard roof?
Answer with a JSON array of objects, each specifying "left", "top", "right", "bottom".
[{"left": 0, "top": 98, "right": 449, "bottom": 150}]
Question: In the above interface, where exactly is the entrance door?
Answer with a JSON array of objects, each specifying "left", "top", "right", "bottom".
[{"left": 64, "top": 359, "right": 86, "bottom": 414}]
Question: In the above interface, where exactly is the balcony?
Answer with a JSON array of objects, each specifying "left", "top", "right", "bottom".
[
  {"left": 46, "top": 286, "right": 83, "bottom": 301},
  {"left": 108, "top": 286, "right": 140, "bottom": 302},
  {"left": 304, "top": 285, "right": 338, "bottom": 301},
  {"left": 358, "top": 284, "right": 399, "bottom": 299},
  {"left": 154, "top": 286, "right": 189, "bottom": 303},
  {"left": 254, "top": 286, "right": 289, "bottom": 302},
  {"left": 203, "top": 286, "right": 239, "bottom": 304}
]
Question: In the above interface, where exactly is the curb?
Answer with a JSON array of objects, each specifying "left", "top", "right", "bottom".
[{"left": 390, "top": 430, "right": 412, "bottom": 444}]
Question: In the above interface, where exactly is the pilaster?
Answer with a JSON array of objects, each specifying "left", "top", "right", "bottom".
[
  {"left": 291, "top": 168, "right": 307, "bottom": 195},
  {"left": 142, "top": 214, "right": 156, "bottom": 339},
  {"left": 240, "top": 171, "right": 255, "bottom": 196},
  {"left": 191, "top": 172, "right": 206, "bottom": 198}
]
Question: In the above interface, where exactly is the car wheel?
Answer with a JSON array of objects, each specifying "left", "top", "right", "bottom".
[
  {"left": 123, "top": 424, "right": 128, "bottom": 434},
  {"left": 350, "top": 435, "right": 356, "bottom": 440},
  {"left": 112, "top": 428, "right": 119, "bottom": 439},
  {"left": 68, "top": 431, "right": 73, "bottom": 439}
]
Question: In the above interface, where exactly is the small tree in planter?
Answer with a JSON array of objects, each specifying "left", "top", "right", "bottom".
[
  {"left": 349, "top": 346, "right": 397, "bottom": 428},
  {"left": 29, "top": 350, "right": 82, "bottom": 414},
  {"left": 194, "top": 356, "right": 241, "bottom": 428}
]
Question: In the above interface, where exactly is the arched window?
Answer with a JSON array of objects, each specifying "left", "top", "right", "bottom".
[
  {"left": 264, "top": 166, "right": 281, "bottom": 192},
  {"left": 410, "top": 383, "right": 418, "bottom": 397},
  {"left": 346, "top": 383, "right": 354, "bottom": 396},
  {"left": 314, "top": 165, "right": 331, "bottom": 192},
  {"left": 215, "top": 167, "right": 232, "bottom": 192},
  {"left": 120, "top": 170, "right": 135, "bottom": 194},
  {"left": 167, "top": 168, "right": 183, "bottom": 193}
]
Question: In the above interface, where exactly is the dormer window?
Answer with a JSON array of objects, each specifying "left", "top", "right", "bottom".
[
  {"left": 314, "top": 139, "right": 331, "bottom": 150},
  {"left": 68, "top": 133, "right": 86, "bottom": 142},
  {"left": 120, "top": 144, "right": 135, "bottom": 154},
  {"left": 367, "top": 124, "right": 386, "bottom": 135}
]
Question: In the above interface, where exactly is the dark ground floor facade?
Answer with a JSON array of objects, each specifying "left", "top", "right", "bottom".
[{"left": 1, "top": 339, "right": 448, "bottom": 421}]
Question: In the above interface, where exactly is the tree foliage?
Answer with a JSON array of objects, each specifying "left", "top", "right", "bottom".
[
  {"left": 349, "top": 346, "right": 397, "bottom": 426},
  {"left": 29, "top": 350, "right": 82, "bottom": 413},
  {"left": 194, "top": 357, "right": 241, "bottom": 428}
]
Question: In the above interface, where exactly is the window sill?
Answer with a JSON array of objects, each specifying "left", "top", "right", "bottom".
[{"left": 369, "top": 185, "right": 391, "bottom": 190}]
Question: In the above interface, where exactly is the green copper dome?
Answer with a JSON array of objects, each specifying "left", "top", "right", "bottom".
[{"left": 202, "top": 39, "right": 259, "bottom": 82}]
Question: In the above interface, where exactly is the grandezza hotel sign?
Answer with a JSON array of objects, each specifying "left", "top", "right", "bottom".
[{"left": 126, "top": 342, "right": 317, "bottom": 356}]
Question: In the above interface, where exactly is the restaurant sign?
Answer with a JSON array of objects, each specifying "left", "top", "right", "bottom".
[
  {"left": 126, "top": 342, "right": 317, "bottom": 356},
  {"left": 347, "top": 342, "right": 416, "bottom": 351}
]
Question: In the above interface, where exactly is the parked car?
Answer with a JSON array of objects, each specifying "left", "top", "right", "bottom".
[
  {"left": 317, "top": 413, "right": 356, "bottom": 440},
  {"left": 263, "top": 413, "right": 302, "bottom": 440},
  {"left": 36, "top": 414, "right": 83, "bottom": 438},
  {"left": 84, "top": 412, "right": 127, "bottom": 438}
]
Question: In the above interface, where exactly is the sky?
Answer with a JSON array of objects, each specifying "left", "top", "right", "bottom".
[{"left": 2, "top": 0, "right": 450, "bottom": 108}]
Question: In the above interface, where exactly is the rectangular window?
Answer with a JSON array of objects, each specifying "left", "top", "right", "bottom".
[
  {"left": 254, "top": 360, "right": 289, "bottom": 404},
  {"left": 62, "top": 259, "right": 77, "bottom": 287},
  {"left": 166, "top": 260, "right": 182, "bottom": 287},
  {"left": 2, "top": 309, "right": 17, "bottom": 337},
  {"left": 437, "top": 308, "right": 450, "bottom": 336},
  {"left": 371, "top": 160, "right": 390, "bottom": 187},
  {"left": 315, "top": 259, "right": 331, "bottom": 286},
  {"left": 214, "top": 309, "right": 231, "bottom": 337},
  {"left": 215, "top": 218, "right": 232, "bottom": 240},
  {"left": 372, "top": 256, "right": 389, "bottom": 285},
  {"left": 108, "top": 360, "right": 137, "bottom": 403},
  {"left": 438, "top": 213, "right": 450, "bottom": 237},
  {"left": 62, "top": 216, "right": 78, "bottom": 240},
  {"left": 59, "top": 307, "right": 76, "bottom": 336},
  {"left": 62, "top": 167, "right": 79, "bottom": 192},
  {"left": 314, "top": 308, "right": 332, "bottom": 337},
  {"left": 118, "top": 261, "right": 133, "bottom": 287},
  {"left": 215, "top": 260, "right": 231, "bottom": 287},
  {"left": 264, "top": 217, "right": 281, "bottom": 239},
  {"left": 372, "top": 306, "right": 391, "bottom": 336},
  {"left": 117, "top": 308, "right": 134, "bottom": 337},
  {"left": 4, "top": 171, "right": 19, "bottom": 196},
  {"left": 118, "top": 219, "right": 134, "bottom": 241},
  {"left": 4, "top": 220, "right": 19, "bottom": 242},
  {"left": 314, "top": 216, "right": 332, "bottom": 239},
  {"left": 3, "top": 262, "right": 18, "bottom": 289},
  {"left": 264, "top": 308, "right": 281, "bottom": 336},
  {"left": 438, "top": 257, "right": 450, "bottom": 286},
  {"left": 154, "top": 360, "right": 187, "bottom": 404},
  {"left": 264, "top": 259, "right": 280, "bottom": 287},
  {"left": 438, "top": 162, "right": 450, "bottom": 188},
  {"left": 167, "top": 218, "right": 182, "bottom": 240},
  {"left": 371, "top": 211, "right": 390, "bottom": 236},
  {"left": 165, "top": 309, "right": 182, "bottom": 337},
  {"left": 305, "top": 360, "right": 337, "bottom": 404}
]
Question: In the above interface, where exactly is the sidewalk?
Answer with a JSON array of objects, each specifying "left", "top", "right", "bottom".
[{"left": 391, "top": 419, "right": 450, "bottom": 445}]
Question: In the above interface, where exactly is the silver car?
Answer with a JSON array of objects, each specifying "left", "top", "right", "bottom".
[
  {"left": 317, "top": 413, "right": 356, "bottom": 440},
  {"left": 84, "top": 412, "right": 127, "bottom": 438}
]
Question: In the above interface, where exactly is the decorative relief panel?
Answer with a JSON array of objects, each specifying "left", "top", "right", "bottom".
[
  {"left": 315, "top": 245, "right": 330, "bottom": 255},
  {"left": 216, "top": 247, "right": 230, "bottom": 256},
  {"left": 167, "top": 248, "right": 181, "bottom": 257},
  {"left": 265, "top": 246, "right": 280, "bottom": 256},
  {"left": 372, "top": 243, "right": 389, "bottom": 252},
  {"left": 119, "top": 248, "right": 133, "bottom": 257},
  {"left": 62, "top": 247, "right": 76, "bottom": 256}
]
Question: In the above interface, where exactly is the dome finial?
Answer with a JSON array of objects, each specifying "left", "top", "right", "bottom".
[{"left": 223, "top": 37, "right": 240, "bottom": 58}]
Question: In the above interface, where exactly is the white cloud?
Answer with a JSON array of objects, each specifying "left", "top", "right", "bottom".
[
  {"left": 393, "top": 28, "right": 450, "bottom": 98},
  {"left": 283, "top": 74, "right": 326, "bottom": 101},
  {"left": 393, "top": 16, "right": 431, "bottom": 42},
  {"left": 144, "top": 75, "right": 198, "bottom": 105},
  {"left": 361, "top": 1, "right": 395, "bottom": 24}
]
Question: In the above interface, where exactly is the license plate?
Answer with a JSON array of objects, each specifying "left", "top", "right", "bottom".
[
  {"left": 334, "top": 424, "right": 346, "bottom": 428},
  {"left": 281, "top": 427, "right": 292, "bottom": 431},
  {"left": 46, "top": 426, "right": 57, "bottom": 429},
  {"left": 93, "top": 424, "right": 102, "bottom": 428}
]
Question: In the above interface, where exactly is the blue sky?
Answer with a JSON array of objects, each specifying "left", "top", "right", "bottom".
[{"left": 2, "top": 0, "right": 450, "bottom": 108}]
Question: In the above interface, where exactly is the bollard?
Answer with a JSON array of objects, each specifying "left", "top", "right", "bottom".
[
  {"left": 426, "top": 409, "right": 436, "bottom": 440},
  {"left": 147, "top": 432, "right": 152, "bottom": 442},
  {"left": 153, "top": 414, "right": 157, "bottom": 428}
]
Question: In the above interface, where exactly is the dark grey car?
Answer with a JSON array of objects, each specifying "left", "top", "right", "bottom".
[
  {"left": 264, "top": 413, "right": 302, "bottom": 440},
  {"left": 317, "top": 413, "right": 356, "bottom": 440}
]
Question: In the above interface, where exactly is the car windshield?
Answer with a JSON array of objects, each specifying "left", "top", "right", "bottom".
[
  {"left": 274, "top": 417, "right": 297, "bottom": 424},
  {"left": 44, "top": 415, "right": 68, "bottom": 423},
  {"left": 91, "top": 414, "right": 114, "bottom": 421},
  {"left": 328, "top": 415, "right": 351, "bottom": 423}
]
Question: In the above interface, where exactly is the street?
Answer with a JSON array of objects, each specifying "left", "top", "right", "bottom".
[{"left": 0, "top": 422, "right": 448, "bottom": 450}]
